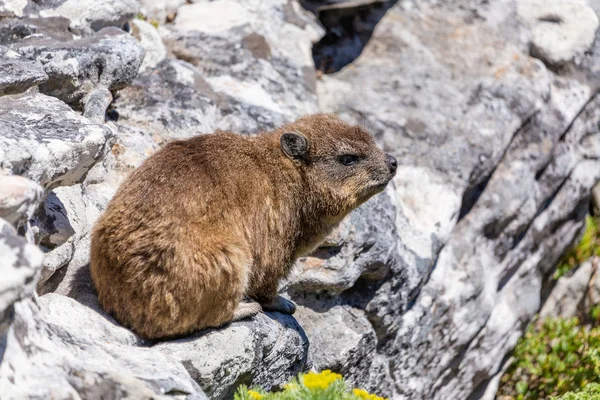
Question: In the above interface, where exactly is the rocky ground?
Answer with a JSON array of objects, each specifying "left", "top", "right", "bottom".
[{"left": 1, "top": 0, "right": 599, "bottom": 399}]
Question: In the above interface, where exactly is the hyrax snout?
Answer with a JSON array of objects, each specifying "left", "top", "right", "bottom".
[{"left": 90, "top": 114, "right": 396, "bottom": 340}]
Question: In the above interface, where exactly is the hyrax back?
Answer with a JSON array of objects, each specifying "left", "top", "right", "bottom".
[{"left": 90, "top": 114, "right": 397, "bottom": 340}]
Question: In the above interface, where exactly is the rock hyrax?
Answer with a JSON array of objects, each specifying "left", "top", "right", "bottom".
[{"left": 90, "top": 114, "right": 397, "bottom": 340}]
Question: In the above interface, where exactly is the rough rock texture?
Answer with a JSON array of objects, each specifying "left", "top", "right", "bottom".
[
  {"left": 0, "top": 46, "right": 47, "bottom": 95},
  {"left": 286, "top": 185, "right": 398, "bottom": 293},
  {"left": 540, "top": 257, "right": 600, "bottom": 321},
  {"left": 36, "top": 184, "right": 103, "bottom": 293},
  {"left": 0, "top": 93, "right": 114, "bottom": 190},
  {"left": 518, "top": 0, "right": 600, "bottom": 66},
  {"left": 0, "top": 0, "right": 139, "bottom": 35},
  {"left": 138, "top": 0, "right": 188, "bottom": 23},
  {"left": 10, "top": 27, "right": 145, "bottom": 109},
  {"left": 0, "top": 176, "right": 43, "bottom": 230},
  {"left": 1, "top": 0, "right": 600, "bottom": 399},
  {"left": 154, "top": 313, "right": 309, "bottom": 400},
  {"left": 314, "top": 1, "right": 600, "bottom": 398},
  {"left": 131, "top": 19, "right": 167, "bottom": 73},
  {"left": 160, "top": 0, "right": 323, "bottom": 130},
  {"left": 0, "top": 219, "right": 43, "bottom": 335},
  {"left": 0, "top": 294, "right": 208, "bottom": 399}
]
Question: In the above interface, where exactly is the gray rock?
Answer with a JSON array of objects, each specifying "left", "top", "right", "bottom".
[
  {"left": 0, "top": 92, "right": 114, "bottom": 190},
  {"left": 131, "top": 19, "right": 167, "bottom": 73},
  {"left": 593, "top": 182, "right": 600, "bottom": 213},
  {"left": 517, "top": 0, "right": 600, "bottom": 66},
  {"left": 154, "top": 312, "right": 309, "bottom": 399},
  {"left": 0, "top": 16, "right": 74, "bottom": 45},
  {"left": 0, "top": 176, "right": 43, "bottom": 231},
  {"left": 0, "top": 218, "right": 43, "bottom": 335},
  {"left": 300, "top": 0, "right": 384, "bottom": 14},
  {"left": 292, "top": 299, "right": 376, "bottom": 388},
  {"left": 539, "top": 258, "right": 597, "bottom": 320},
  {"left": 311, "top": 1, "right": 600, "bottom": 398},
  {"left": 0, "top": 46, "right": 47, "bottom": 95},
  {"left": 0, "top": 294, "right": 207, "bottom": 399},
  {"left": 583, "top": 257, "right": 600, "bottom": 315},
  {"left": 0, "top": 0, "right": 139, "bottom": 36},
  {"left": 12, "top": 27, "right": 144, "bottom": 110},
  {"left": 286, "top": 185, "right": 398, "bottom": 293},
  {"left": 139, "top": 0, "right": 188, "bottom": 23},
  {"left": 160, "top": 0, "right": 323, "bottom": 128},
  {"left": 35, "top": 184, "right": 102, "bottom": 291}
]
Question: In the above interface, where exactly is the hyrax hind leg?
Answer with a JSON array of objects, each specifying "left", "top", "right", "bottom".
[{"left": 232, "top": 301, "right": 263, "bottom": 322}]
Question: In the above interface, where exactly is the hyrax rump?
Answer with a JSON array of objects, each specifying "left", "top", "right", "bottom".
[{"left": 90, "top": 114, "right": 397, "bottom": 340}]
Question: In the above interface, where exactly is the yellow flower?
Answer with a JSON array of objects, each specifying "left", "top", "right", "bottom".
[
  {"left": 352, "top": 387, "right": 387, "bottom": 400},
  {"left": 247, "top": 390, "right": 264, "bottom": 400},
  {"left": 301, "top": 370, "right": 343, "bottom": 390}
]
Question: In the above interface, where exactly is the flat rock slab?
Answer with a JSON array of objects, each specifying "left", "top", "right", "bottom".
[
  {"left": 0, "top": 294, "right": 208, "bottom": 399},
  {"left": 0, "top": 218, "right": 43, "bottom": 335},
  {"left": 0, "top": 0, "right": 139, "bottom": 36},
  {"left": 12, "top": 27, "right": 144, "bottom": 107},
  {"left": 0, "top": 93, "right": 114, "bottom": 190},
  {"left": 161, "top": 0, "right": 323, "bottom": 129},
  {"left": 0, "top": 176, "right": 43, "bottom": 229},
  {"left": 154, "top": 312, "right": 310, "bottom": 400},
  {"left": 0, "top": 46, "right": 47, "bottom": 95}
]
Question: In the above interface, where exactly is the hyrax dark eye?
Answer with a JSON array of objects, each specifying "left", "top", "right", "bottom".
[{"left": 338, "top": 154, "right": 360, "bottom": 166}]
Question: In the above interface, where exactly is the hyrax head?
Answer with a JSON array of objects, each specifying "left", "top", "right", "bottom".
[{"left": 279, "top": 114, "right": 397, "bottom": 216}]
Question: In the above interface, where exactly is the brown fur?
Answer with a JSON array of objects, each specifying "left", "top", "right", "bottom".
[{"left": 90, "top": 114, "right": 396, "bottom": 340}]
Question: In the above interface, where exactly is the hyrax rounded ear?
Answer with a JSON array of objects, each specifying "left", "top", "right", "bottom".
[{"left": 280, "top": 132, "right": 309, "bottom": 161}]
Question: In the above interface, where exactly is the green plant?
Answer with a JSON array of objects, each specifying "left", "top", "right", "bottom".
[
  {"left": 554, "top": 216, "right": 600, "bottom": 280},
  {"left": 234, "top": 370, "right": 386, "bottom": 400},
  {"left": 135, "top": 13, "right": 159, "bottom": 29},
  {"left": 498, "top": 318, "right": 600, "bottom": 399},
  {"left": 553, "top": 383, "right": 600, "bottom": 400}
]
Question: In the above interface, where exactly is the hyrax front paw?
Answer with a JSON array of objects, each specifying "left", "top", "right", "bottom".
[{"left": 261, "top": 295, "right": 296, "bottom": 315}]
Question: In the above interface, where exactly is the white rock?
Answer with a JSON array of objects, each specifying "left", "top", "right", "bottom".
[
  {"left": 0, "top": 218, "right": 43, "bottom": 334},
  {"left": 539, "top": 258, "right": 595, "bottom": 320},
  {"left": 518, "top": 0, "right": 600, "bottom": 65},
  {"left": 154, "top": 312, "right": 309, "bottom": 399},
  {"left": 138, "top": 0, "right": 188, "bottom": 23},
  {"left": 0, "top": 176, "right": 43, "bottom": 229},
  {"left": 0, "top": 294, "right": 207, "bottom": 399},
  {"left": 38, "top": 0, "right": 139, "bottom": 35},
  {"left": 131, "top": 19, "right": 167, "bottom": 73},
  {"left": 0, "top": 93, "right": 115, "bottom": 190}
]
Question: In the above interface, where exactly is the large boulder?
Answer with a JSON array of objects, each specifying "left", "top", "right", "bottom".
[
  {"left": 0, "top": 93, "right": 114, "bottom": 191},
  {"left": 0, "top": 45, "right": 47, "bottom": 95},
  {"left": 0, "top": 176, "right": 43, "bottom": 231},
  {"left": 0, "top": 0, "right": 139, "bottom": 35},
  {"left": 307, "top": 0, "right": 600, "bottom": 398},
  {"left": 0, "top": 294, "right": 208, "bottom": 399},
  {"left": 159, "top": 0, "right": 323, "bottom": 132},
  {"left": 11, "top": 27, "right": 145, "bottom": 113},
  {"left": 154, "top": 313, "right": 309, "bottom": 399},
  {"left": 0, "top": 218, "right": 43, "bottom": 335}
]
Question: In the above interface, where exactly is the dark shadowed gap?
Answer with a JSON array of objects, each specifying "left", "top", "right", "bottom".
[{"left": 301, "top": 0, "right": 399, "bottom": 73}]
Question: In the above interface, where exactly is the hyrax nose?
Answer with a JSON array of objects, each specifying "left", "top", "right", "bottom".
[{"left": 387, "top": 154, "right": 397, "bottom": 174}]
